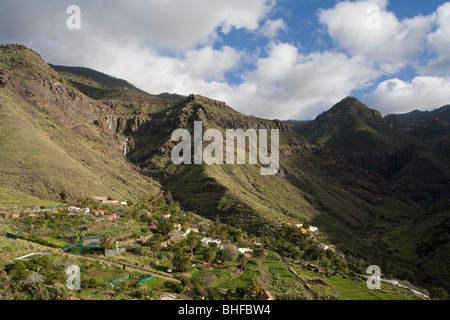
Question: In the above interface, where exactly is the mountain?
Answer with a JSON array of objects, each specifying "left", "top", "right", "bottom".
[
  {"left": 1, "top": 44, "right": 449, "bottom": 292},
  {"left": 294, "top": 96, "right": 450, "bottom": 291},
  {"left": 0, "top": 44, "right": 159, "bottom": 204},
  {"left": 386, "top": 105, "right": 450, "bottom": 126},
  {"left": 297, "top": 97, "right": 419, "bottom": 176}
]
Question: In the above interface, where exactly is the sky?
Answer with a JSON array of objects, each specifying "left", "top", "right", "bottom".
[{"left": 0, "top": 0, "right": 449, "bottom": 120}]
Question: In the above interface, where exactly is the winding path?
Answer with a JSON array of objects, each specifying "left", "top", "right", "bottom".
[{"left": 281, "top": 257, "right": 317, "bottom": 300}]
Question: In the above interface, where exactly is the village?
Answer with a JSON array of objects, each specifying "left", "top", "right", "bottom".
[{"left": 1, "top": 193, "right": 394, "bottom": 301}]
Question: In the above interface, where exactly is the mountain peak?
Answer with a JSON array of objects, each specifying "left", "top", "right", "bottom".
[
  {"left": 0, "top": 44, "right": 55, "bottom": 76},
  {"left": 326, "top": 96, "right": 383, "bottom": 121},
  {"left": 314, "top": 97, "right": 384, "bottom": 123}
]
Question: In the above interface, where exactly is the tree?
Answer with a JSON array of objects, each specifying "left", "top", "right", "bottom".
[
  {"left": 166, "top": 191, "right": 174, "bottom": 206},
  {"left": 430, "top": 287, "right": 448, "bottom": 300},
  {"left": 100, "top": 236, "right": 115, "bottom": 256},
  {"left": 236, "top": 253, "right": 248, "bottom": 270},
  {"left": 216, "top": 249, "right": 233, "bottom": 263},
  {"left": 156, "top": 217, "right": 173, "bottom": 235},
  {"left": 245, "top": 279, "right": 260, "bottom": 298},
  {"left": 172, "top": 251, "right": 191, "bottom": 273},
  {"left": 203, "top": 246, "right": 217, "bottom": 267},
  {"left": 147, "top": 234, "right": 162, "bottom": 258},
  {"left": 185, "top": 232, "right": 199, "bottom": 257}
]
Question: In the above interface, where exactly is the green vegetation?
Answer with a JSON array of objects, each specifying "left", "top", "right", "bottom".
[{"left": 1, "top": 45, "right": 448, "bottom": 299}]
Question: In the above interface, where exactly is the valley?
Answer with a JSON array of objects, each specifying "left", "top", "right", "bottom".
[{"left": 0, "top": 44, "right": 448, "bottom": 300}]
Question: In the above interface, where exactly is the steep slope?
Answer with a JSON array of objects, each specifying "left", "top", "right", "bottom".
[
  {"left": 296, "top": 96, "right": 450, "bottom": 291},
  {"left": 0, "top": 44, "right": 158, "bottom": 204},
  {"left": 119, "top": 94, "right": 425, "bottom": 273},
  {"left": 1, "top": 44, "right": 448, "bottom": 292},
  {"left": 386, "top": 105, "right": 450, "bottom": 126},
  {"left": 298, "top": 97, "right": 419, "bottom": 176}
]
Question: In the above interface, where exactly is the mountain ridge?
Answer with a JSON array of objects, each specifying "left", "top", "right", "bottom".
[{"left": 1, "top": 44, "right": 449, "bottom": 292}]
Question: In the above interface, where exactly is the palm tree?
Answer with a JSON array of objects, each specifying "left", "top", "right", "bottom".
[
  {"left": 172, "top": 251, "right": 191, "bottom": 272},
  {"left": 245, "top": 279, "right": 260, "bottom": 299},
  {"left": 147, "top": 235, "right": 162, "bottom": 258},
  {"left": 236, "top": 253, "right": 248, "bottom": 270},
  {"left": 185, "top": 233, "right": 198, "bottom": 257},
  {"left": 203, "top": 247, "right": 216, "bottom": 267},
  {"left": 100, "top": 236, "right": 114, "bottom": 256}
]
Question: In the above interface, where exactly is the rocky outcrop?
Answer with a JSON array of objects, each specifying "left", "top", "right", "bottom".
[
  {"left": 0, "top": 70, "right": 8, "bottom": 86},
  {"left": 346, "top": 144, "right": 418, "bottom": 176}
]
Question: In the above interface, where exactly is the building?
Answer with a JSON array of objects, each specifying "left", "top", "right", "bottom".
[
  {"left": 201, "top": 238, "right": 223, "bottom": 249},
  {"left": 259, "top": 291, "right": 275, "bottom": 300},
  {"left": 309, "top": 226, "right": 318, "bottom": 233},
  {"left": 189, "top": 227, "right": 199, "bottom": 234},
  {"left": 0, "top": 212, "right": 12, "bottom": 219},
  {"left": 318, "top": 244, "right": 329, "bottom": 251},
  {"left": 238, "top": 248, "right": 253, "bottom": 257},
  {"left": 67, "top": 207, "right": 90, "bottom": 214}
]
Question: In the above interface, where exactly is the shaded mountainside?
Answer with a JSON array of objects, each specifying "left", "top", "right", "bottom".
[
  {"left": 1, "top": 44, "right": 449, "bottom": 292},
  {"left": 120, "top": 93, "right": 424, "bottom": 276},
  {"left": 292, "top": 96, "right": 450, "bottom": 291},
  {"left": 386, "top": 105, "right": 450, "bottom": 126},
  {"left": 297, "top": 97, "right": 420, "bottom": 176}
]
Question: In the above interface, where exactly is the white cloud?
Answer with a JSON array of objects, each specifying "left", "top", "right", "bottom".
[
  {"left": 259, "top": 18, "right": 288, "bottom": 39},
  {"left": 318, "top": 0, "right": 435, "bottom": 72},
  {"left": 419, "top": 2, "right": 450, "bottom": 76},
  {"left": 226, "top": 43, "right": 380, "bottom": 120},
  {"left": 0, "top": 0, "right": 276, "bottom": 51},
  {"left": 85, "top": 42, "right": 237, "bottom": 100},
  {"left": 1, "top": 0, "right": 449, "bottom": 120},
  {"left": 365, "top": 76, "right": 450, "bottom": 115},
  {"left": 185, "top": 46, "right": 242, "bottom": 81}
]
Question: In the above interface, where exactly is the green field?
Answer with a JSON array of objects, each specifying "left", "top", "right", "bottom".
[{"left": 323, "top": 277, "right": 418, "bottom": 300}]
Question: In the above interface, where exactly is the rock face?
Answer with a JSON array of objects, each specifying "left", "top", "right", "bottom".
[
  {"left": 346, "top": 144, "right": 418, "bottom": 175},
  {"left": 0, "top": 70, "right": 8, "bottom": 86}
]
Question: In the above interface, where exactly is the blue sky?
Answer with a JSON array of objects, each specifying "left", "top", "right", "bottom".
[{"left": 0, "top": 0, "right": 449, "bottom": 120}]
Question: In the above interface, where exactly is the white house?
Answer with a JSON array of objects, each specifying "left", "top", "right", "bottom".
[
  {"left": 309, "top": 226, "right": 318, "bottom": 233},
  {"left": 318, "top": 244, "right": 329, "bottom": 251},
  {"left": 238, "top": 248, "right": 253, "bottom": 257},
  {"left": 201, "top": 238, "right": 223, "bottom": 249}
]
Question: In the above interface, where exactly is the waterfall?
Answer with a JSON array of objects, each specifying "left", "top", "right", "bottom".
[
  {"left": 124, "top": 139, "right": 129, "bottom": 157},
  {"left": 108, "top": 110, "right": 115, "bottom": 130}
]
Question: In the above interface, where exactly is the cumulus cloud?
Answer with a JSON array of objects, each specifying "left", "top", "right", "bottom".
[
  {"left": 226, "top": 43, "right": 380, "bottom": 120},
  {"left": 0, "top": 0, "right": 276, "bottom": 51},
  {"left": 365, "top": 76, "right": 450, "bottom": 115},
  {"left": 185, "top": 46, "right": 242, "bottom": 81},
  {"left": 259, "top": 18, "right": 288, "bottom": 38},
  {"left": 419, "top": 2, "right": 450, "bottom": 76},
  {"left": 1, "top": 0, "right": 449, "bottom": 120},
  {"left": 318, "top": 0, "right": 435, "bottom": 72}
]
